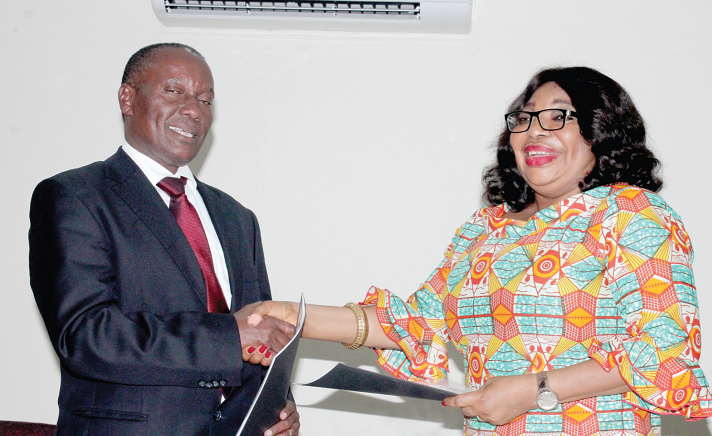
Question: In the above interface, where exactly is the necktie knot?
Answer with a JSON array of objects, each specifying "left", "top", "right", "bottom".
[{"left": 158, "top": 176, "right": 187, "bottom": 198}]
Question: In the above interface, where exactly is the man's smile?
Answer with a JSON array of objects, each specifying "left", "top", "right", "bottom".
[{"left": 169, "top": 125, "right": 196, "bottom": 138}]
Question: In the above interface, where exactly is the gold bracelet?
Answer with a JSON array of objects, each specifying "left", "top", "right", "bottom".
[{"left": 343, "top": 302, "right": 369, "bottom": 350}]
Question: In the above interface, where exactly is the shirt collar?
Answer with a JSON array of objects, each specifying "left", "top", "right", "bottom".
[{"left": 121, "top": 141, "right": 197, "bottom": 190}]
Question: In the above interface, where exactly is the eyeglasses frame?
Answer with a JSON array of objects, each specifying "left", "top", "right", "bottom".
[{"left": 504, "top": 109, "right": 579, "bottom": 133}]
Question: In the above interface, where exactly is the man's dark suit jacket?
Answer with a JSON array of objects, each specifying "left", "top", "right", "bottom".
[{"left": 29, "top": 148, "right": 270, "bottom": 436}]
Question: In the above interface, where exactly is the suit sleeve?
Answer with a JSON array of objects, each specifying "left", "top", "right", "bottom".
[{"left": 29, "top": 178, "right": 246, "bottom": 388}]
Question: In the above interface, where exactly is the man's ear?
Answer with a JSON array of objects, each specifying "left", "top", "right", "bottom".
[{"left": 118, "top": 83, "right": 136, "bottom": 117}]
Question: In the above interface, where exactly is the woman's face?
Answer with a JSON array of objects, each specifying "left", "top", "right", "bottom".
[{"left": 509, "top": 82, "right": 595, "bottom": 209}]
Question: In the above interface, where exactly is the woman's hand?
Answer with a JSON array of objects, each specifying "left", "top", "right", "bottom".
[
  {"left": 249, "top": 301, "right": 398, "bottom": 348},
  {"left": 242, "top": 343, "right": 274, "bottom": 366},
  {"left": 443, "top": 374, "right": 537, "bottom": 426},
  {"left": 251, "top": 301, "right": 300, "bottom": 326}
]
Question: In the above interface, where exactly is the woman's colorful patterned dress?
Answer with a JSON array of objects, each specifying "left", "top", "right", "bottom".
[{"left": 364, "top": 185, "right": 712, "bottom": 435}]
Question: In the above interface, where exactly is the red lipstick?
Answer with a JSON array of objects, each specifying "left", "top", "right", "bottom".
[{"left": 523, "top": 145, "right": 559, "bottom": 166}]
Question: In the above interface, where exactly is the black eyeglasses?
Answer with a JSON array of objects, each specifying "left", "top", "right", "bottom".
[{"left": 504, "top": 109, "right": 578, "bottom": 133}]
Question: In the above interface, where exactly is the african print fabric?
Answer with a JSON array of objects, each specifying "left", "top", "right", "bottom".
[{"left": 363, "top": 184, "right": 712, "bottom": 436}]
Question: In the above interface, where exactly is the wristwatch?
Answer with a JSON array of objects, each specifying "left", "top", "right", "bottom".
[{"left": 536, "top": 371, "right": 559, "bottom": 411}]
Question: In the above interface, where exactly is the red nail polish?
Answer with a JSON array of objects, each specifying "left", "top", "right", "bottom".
[
  {"left": 265, "top": 351, "right": 271, "bottom": 358},
  {"left": 259, "top": 345, "right": 267, "bottom": 353},
  {"left": 441, "top": 401, "right": 446, "bottom": 406},
  {"left": 247, "top": 346, "right": 255, "bottom": 353}
]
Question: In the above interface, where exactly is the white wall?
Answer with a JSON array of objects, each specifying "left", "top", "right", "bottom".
[{"left": 2, "top": 1, "right": 711, "bottom": 435}]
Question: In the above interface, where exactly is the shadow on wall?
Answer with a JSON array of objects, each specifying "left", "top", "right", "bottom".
[
  {"left": 293, "top": 340, "right": 712, "bottom": 435},
  {"left": 300, "top": 389, "right": 463, "bottom": 430},
  {"left": 292, "top": 339, "right": 465, "bottom": 431},
  {"left": 662, "top": 416, "right": 711, "bottom": 436}
]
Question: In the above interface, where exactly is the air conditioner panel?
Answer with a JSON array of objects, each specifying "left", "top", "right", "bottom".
[{"left": 152, "top": 0, "right": 472, "bottom": 33}]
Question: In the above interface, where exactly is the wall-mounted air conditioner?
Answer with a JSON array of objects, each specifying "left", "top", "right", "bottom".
[{"left": 152, "top": 0, "right": 472, "bottom": 34}]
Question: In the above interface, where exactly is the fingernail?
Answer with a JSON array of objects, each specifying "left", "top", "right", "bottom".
[
  {"left": 259, "top": 345, "right": 267, "bottom": 353},
  {"left": 265, "top": 351, "right": 271, "bottom": 358},
  {"left": 442, "top": 401, "right": 446, "bottom": 406},
  {"left": 247, "top": 347, "right": 255, "bottom": 353}
]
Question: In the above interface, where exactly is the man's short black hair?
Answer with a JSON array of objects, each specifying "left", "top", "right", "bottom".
[
  {"left": 121, "top": 43, "right": 204, "bottom": 87},
  {"left": 483, "top": 66, "right": 662, "bottom": 212}
]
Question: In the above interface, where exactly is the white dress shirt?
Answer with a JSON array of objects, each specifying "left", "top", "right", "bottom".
[{"left": 121, "top": 142, "right": 232, "bottom": 308}]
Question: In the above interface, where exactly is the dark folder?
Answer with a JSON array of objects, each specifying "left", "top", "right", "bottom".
[
  {"left": 234, "top": 295, "right": 306, "bottom": 436},
  {"left": 297, "top": 362, "right": 465, "bottom": 401}
]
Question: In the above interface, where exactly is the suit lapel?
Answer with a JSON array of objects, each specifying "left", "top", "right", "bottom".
[
  {"left": 198, "top": 183, "right": 245, "bottom": 313},
  {"left": 104, "top": 149, "right": 208, "bottom": 309}
]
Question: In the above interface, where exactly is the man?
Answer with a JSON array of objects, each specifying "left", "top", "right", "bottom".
[{"left": 29, "top": 43, "right": 299, "bottom": 436}]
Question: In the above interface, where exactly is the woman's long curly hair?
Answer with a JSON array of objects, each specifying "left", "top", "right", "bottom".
[{"left": 482, "top": 66, "right": 662, "bottom": 212}]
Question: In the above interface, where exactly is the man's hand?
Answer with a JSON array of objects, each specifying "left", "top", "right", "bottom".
[
  {"left": 234, "top": 303, "right": 295, "bottom": 361},
  {"left": 264, "top": 400, "right": 299, "bottom": 436}
]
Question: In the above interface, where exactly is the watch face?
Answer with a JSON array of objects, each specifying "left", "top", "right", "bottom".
[{"left": 537, "top": 391, "right": 558, "bottom": 411}]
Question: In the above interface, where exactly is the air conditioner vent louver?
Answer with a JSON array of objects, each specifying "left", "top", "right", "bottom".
[
  {"left": 165, "top": 0, "right": 420, "bottom": 20},
  {"left": 152, "top": 0, "right": 472, "bottom": 33}
]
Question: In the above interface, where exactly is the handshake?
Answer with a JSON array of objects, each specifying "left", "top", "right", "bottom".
[{"left": 233, "top": 301, "right": 301, "bottom": 366}]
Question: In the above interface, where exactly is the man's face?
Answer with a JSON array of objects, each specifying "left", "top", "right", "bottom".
[{"left": 119, "top": 48, "right": 214, "bottom": 173}]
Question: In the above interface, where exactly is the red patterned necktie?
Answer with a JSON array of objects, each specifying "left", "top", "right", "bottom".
[{"left": 158, "top": 177, "right": 230, "bottom": 314}]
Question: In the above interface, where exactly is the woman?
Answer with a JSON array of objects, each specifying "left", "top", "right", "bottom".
[{"left": 249, "top": 67, "right": 712, "bottom": 435}]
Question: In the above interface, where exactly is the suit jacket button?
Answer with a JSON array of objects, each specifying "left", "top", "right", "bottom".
[
  {"left": 213, "top": 411, "right": 223, "bottom": 421},
  {"left": 212, "top": 380, "right": 220, "bottom": 387},
  {"left": 220, "top": 380, "right": 227, "bottom": 386},
  {"left": 199, "top": 380, "right": 207, "bottom": 387}
]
